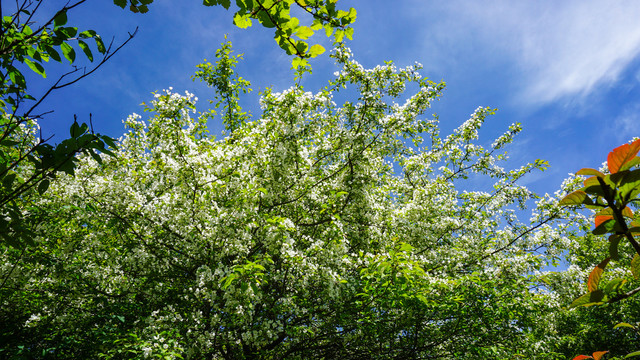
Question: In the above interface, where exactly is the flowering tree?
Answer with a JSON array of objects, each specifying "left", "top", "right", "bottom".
[{"left": 1, "top": 42, "right": 579, "bottom": 358}]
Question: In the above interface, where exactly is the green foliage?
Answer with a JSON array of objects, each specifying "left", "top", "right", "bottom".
[
  {"left": 192, "top": 38, "right": 252, "bottom": 132},
  {"left": 560, "top": 139, "right": 640, "bottom": 308},
  {"left": 113, "top": 0, "right": 356, "bottom": 67},
  {"left": 560, "top": 139, "right": 640, "bottom": 359},
  {"left": 0, "top": 42, "right": 567, "bottom": 358},
  {"left": 0, "top": 1, "right": 120, "bottom": 248}
]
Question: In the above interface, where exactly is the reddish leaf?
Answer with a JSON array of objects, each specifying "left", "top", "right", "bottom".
[
  {"left": 588, "top": 258, "right": 610, "bottom": 292},
  {"left": 623, "top": 206, "right": 634, "bottom": 218},
  {"left": 592, "top": 350, "right": 609, "bottom": 360},
  {"left": 595, "top": 215, "right": 613, "bottom": 228},
  {"left": 608, "top": 139, "right": 640, "bottom": 174},
  {"left": 572, "top": 355, "right": 593, "bottom": 360}
]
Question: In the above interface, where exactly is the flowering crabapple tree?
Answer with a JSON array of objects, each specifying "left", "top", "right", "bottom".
[{"left": 1, "top": 42, "right": 577, "bottom": 358}]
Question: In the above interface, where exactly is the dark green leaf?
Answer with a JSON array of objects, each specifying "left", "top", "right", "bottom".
[
  {"left": 95, "top": 36, "right": 106, "bottom": 54},
  {"left": 114, "top": 0, "right": 127, "bottom": 8},
  {"left": 43, "top": 45, "right": 62, "bottom": 62},
  {"left": 53, "top": 10, "right": 67, "bottom": 27},
  {"left": 609, "top": 234, "right": 622, "bottom": 261},
  {"left": 3, "top": 173, "right": 17, "bottom": 189},
  {"left": 70, "top": 121, "right": 81, "bottom": 137},
  {"left": 37, "top": 179, "right": 50, "bottom": 195}
]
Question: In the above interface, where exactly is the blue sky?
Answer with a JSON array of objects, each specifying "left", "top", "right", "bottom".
[{"left": 21, "top": 0, "right": 640, "bottom": 197}]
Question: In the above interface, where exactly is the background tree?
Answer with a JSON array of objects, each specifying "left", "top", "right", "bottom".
[{"left": 0, "top": 40, "right": 577, "bottom": 359}]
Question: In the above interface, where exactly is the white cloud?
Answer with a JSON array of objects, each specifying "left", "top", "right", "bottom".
[
  {"left": 411, "top": 0, "right": 640, "bottom": 106},
  {"left": 613, "top": 103, "right": 640, "bottom": 142}
]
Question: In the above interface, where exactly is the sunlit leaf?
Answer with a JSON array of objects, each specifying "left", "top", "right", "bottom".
[
  {"left": 604, "top": 278, "right": 626, "bottom": 294},
  {"left": 614, "top": 322, "right": 636, "bottom": 329},
  {"left": 559, "top": 190, "right": 593, "bottom": 206},
  {"left": 60, "top": 42, "right": 76, "bottom": 63},
  {"left": 588, "top": 257, "right": 610, "bottom": 292},
  {"left": 296, "top": 26, "right": 314, "bottom": 39},
  {"left": 608, "top": 139, "right": 640, "bottom": 174},
  {"left": 625, "top": 351, "right": 640, "bottom": 358},
  {"left": 570, "top": 290, "right": 605, "bottom": 308},
  {"left": 78, "top": 40, "right": 93, "bottom": 61},
  {"left": 593, "top": 351, "right": 609, "bottom": 360},
  {"left": 577, "top": 168, "right": 605, "bottom": 177},
  {"left": 309, "top": 44, "right": 325, "bottom": 57},
  {"left": 595, "top": 214, "right": 613, "bottom": 228},
  {"left": 632, "top": 254, "right": 640, "bottom": 280}
]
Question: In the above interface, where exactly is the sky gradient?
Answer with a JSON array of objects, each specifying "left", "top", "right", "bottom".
[{"left": 21, "top": 0, "right": 640, "bottom": 197}]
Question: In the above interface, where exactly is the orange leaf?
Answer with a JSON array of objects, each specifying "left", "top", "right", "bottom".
[
  {"left": 622, "top": 206, "right": 634, "bottom": 218},
  {"left": 592, "top": 350, "right": 609, "bottom": 360},
  {"left": 608, "top": 139, "right": 640, "bottom": 174},
  {"left": 588, "top": 258, "right": 610, "bottom": 292},
  {"left": 572, "top": 355, "right": 592, "bottom": 360},
  {"left": 595, "top": 215, "right": 613, "bottom": 228}
]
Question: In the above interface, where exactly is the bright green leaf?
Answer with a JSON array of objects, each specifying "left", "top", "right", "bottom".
[
  {"left": 60, "top": 42, "right": 76, "bottom": 63},
  {"left": 78, "top": 40, "right": 93, "bottom": 61}
]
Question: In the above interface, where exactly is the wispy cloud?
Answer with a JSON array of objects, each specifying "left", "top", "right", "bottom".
[{"left": 409, "top": 0, "right": 640, "bottom": 106}]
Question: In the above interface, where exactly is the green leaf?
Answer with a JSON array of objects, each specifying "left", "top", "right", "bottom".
[
  {"left": 569, "top": 289, "right": 605, "bottom": 308},
  {"left": 291, "top": 57, "right": 305, "bottom": 69},
  {"left": 614, "top": 322, "right": 636, "bottom": 329},
  {"left": 625, "top": 351, "right": 640, "bottom": 358},
  {"left": 233, "top": 13, "right": 252, "bottom": 28},
  {"left": 296, "top": 26, "right": 314, "bottom": 39},
  {"left": 309, "top": 44, "right": 325, "bottom": 57},
  {"left": 603, "top": 278, "right": 626, "bottom": 294},
  {"left": 114, "top": 0, "right": 127, "bottom": 8},
  {"left": 345, "top": 27, "right": 354, "bottom": 40},
  {"left": 79, "top": 30, "right": 97, "bottom": 38},
  {"left": 609, "top": 234, "right": 622, "bottom": 261},
  {"left": 37, "top": 179, "right": 50, "bottom": 195},
  {"left": 576, "top": 168, "right": 605, "bottom": 177},
  {"left": 620, "top": 156, "right": 640, "bottom": 172},
  {"left": 24, "top": 58, "right": 46, "bottom": 77},
  {"left": 619, "top": 169, "right": 640, "bottom": 201},
  {"left": 3, "top": 173, "right": 17, "bottom": 189},
  {"left": 592, "top": 219, "right": 616, "bottom": 235},
  {"left": 70, "top": 121, "right": 81, "bottom": 137},
  {"left": 95, "top": 36, "right": 106, "bottom": 54},
  {"left": 78, "top": 40, "right": 93, "bottom": 61},
  {"left": 60, "top": 42, "right": 76, "bottom": 64},
  {"left": 43, "top": 45, "right": 62, "bottom": 62},
  {"left": 53, "top": 10, "right": 67, "bottom": 28},
  {"left": 632, "top": 254, "right": 640, "bottom": 280}
]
